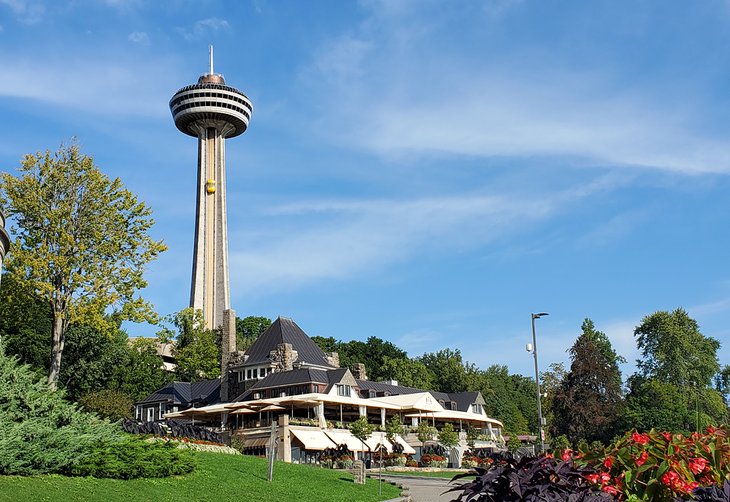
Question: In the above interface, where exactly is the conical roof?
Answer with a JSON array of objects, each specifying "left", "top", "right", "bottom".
[{"left": 243, "top": 317, "right": 336, "bottom": 368}]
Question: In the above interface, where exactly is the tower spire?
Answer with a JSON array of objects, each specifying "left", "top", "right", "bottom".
[{"left": 209, "top": 45, "right": 214, "bottom": 75}]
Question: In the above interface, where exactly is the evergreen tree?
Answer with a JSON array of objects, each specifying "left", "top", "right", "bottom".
[{"left": 550, "top": 319, "right": 624, "bottom": 445}]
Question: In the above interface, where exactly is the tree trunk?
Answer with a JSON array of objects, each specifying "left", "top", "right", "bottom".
[{"left": 48, "top": 311, "right": 67, "bottom": 389}]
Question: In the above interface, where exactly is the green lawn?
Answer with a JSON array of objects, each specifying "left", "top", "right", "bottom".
[{"left": 0, "top": 453, "right": 401, "bottom": 502}]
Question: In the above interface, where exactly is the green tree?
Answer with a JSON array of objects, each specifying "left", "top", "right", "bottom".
[
  {"left": 349, "top": 416, "right": 375, "bottom": 456},
  {"left": 385, "top": 414, "right": 405, "bottom": 444},
  {"left": 235, "top": 316, "right": 271, "bottom": 351},
  {"left": 159, "top": 308, "right": 220, "bottom": 382},
  {"left": 418, "top": 348, "right": 468, "bottom": 393},
  {"left": 0, "top": 143, "right": 166, "bottom": 388},
  {"left": 635, "top": 308, "right": 720, "bottom": 388},
  {"left": 416, "top": 419, "right": 436, "bottom": 447},
  {"left": 477, "top": 365, "right": 536, "bottom": 434},
  {"left": 380, "top": 356, "right": 435, "bottom": 389},
  {"left": 437, "top": 423, "right": 459, "bottom": 448},
  {"left": 119, "top": 337, "right": 173, "bottom": 401},
  {"left": 77, "top": 389, "right": 133, "bottom": 421},
  {"left": 466, "top": 425, "right": 480, "bottom": 449},
  {"left": 550, "top": 319, "right": 624, "bottom": 445}
]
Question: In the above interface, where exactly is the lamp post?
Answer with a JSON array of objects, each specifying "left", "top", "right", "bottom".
[{"left": 527, "top": 312, "right": 549, "bottom": 454}]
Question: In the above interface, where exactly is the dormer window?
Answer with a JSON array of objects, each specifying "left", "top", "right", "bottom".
[
  {"left": 368, "top": 390, "right": 376, "bottom": 398},
  {"left": 336, "top": 384, "right": 351, "bottom": 397},
  {"left": 471, "top": 404, "right": 483, "bottom": 415},
  {"left": 451, "top": 401, "right": 457, "bottom": 411}
]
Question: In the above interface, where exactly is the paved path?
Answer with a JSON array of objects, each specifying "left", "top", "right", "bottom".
[{"left": 378, "top": 475, "right": 467, "bottom": 502}]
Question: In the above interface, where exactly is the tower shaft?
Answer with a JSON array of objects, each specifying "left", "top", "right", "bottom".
[{"left": 190, "top": 124, "right": 232, "bottom": 330}]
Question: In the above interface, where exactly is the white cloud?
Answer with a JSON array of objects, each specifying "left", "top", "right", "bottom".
[
  {"left": 0, "top": 53, "right": 178, "bottom": 118},
  {"left": 229, "top": 176, "right": 620, "bottom": 296},
  {"left": 179, "top": 17, "right": 230, "bottom": 41},
  {"left": 128, "top": 31, "right": 149, "bottom": 45},
  {"left": 300, "top": 10, "right": 730, "bottom": 176},
  {"left": 0, "top": 0, "right": 45, "bottom": 24}
]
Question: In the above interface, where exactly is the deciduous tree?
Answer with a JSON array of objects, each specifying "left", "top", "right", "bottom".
[
  {"left": 0, "top": 143, "right": 166, "bottom": 388},
  {"left": 159, "top": 308, "right": 220, "bottom": 382}
]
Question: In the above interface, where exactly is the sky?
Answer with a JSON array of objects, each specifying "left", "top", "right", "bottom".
[{"left": 1, "top": 0, "right": 730, "bottom": 381}]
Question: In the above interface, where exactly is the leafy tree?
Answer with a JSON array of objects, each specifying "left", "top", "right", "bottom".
[
  {"left": 159, "top": 308, "right": 220, "bottom": 382},
  {"left": 634, "top": 308, "right": 720, "bottom": 388},
  {"left": 478, "top": 365, "right": 536, "bottom": 434},
  {"left": 0, "top": 269, "right": 51, "bottom": 370},
  {"left": 506, "top": 434, "right": 522, "bottom": 453},
  {"left": 550, "top": 319, "right": 624, "bottom": 445},
  {"left": 466, "top": 425, "right": 480, "bottom": 449},
  {"left": 77, "top": 389, "right": 133, "bottom": 421},
  {"left": 349, "top": 416, "right": 375, "bottom": 455},
  {"left": 438, "top": 423, "right": 459, "bottom": 448},
  {"left": 416, "top": 419, "right": 436, "bottom": 446},
  {"left": 235, "top": 315, "right": 271, "bottom": 351},
  {"left": 418, "top": 348, "right": 468, "bottom": 393},
  {"left": 622, "top": 377, "right": 693, "bottom": 433},
  {"left": 385, "top": 414, "right": 405, "bottom": 444},
  {"left": 119, "top": 337, "right": 173, "bottom": 401},
  {"left": 0, "top": 143, "right": 166, "bottom": 388},
  {"left": 380, "top": 356, "right": 435, "bottom": 389}
]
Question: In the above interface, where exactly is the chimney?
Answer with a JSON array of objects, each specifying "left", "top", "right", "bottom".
[
  {"left": 326, "top": 351, "right": 340, "bottom": 368},
  {"left": 351, "top": 363, "right": 368, "bottom": 381},
  {"left": 220, "top": 308, "right": 237, "bottom": 401}
]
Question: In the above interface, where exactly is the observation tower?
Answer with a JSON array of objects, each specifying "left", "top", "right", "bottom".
[{"left": 170, "top": 47, "right": 252, "bottom": 330}]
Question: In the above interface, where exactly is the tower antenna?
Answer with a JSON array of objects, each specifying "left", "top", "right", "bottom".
[{"left": 209, "top": 45, "right": 214, "bottom": 75}]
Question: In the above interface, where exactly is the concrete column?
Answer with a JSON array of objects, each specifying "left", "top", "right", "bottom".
[
  {"left": 358, "top": 405, "right": 367, "bottom": 417},
  {"left": 381, "top": 408, "right": 386, "bottom": 427},
  {"left": 317, "top": 403, "right": 326, "bottom": 428},
  {"left": 277, "top": 415, "right": 291, "bottom": 463}
]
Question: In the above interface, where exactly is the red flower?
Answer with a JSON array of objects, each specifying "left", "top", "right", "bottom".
[
  {"left": 602, "top": 485, "right": 620, "bottom": 496},
  {"left": 561, "top": 449, "right": 572, "bottom": 462},
  {"left": 662, "top": 432, "right": 672, "bottom": 442},
  {"left": 631, "top": 432, "right": 650, "bottom": 445},
  {"left": 635, "top": 451, "right": 648, "bottom": 466},
  {"left": 688, "top": 457, "right": 708, "bottom": 475},
  {"left": 585, "top": 473, "right": 599, "bottom": 484},
  {"left": 603, "top": 457, "right": 614, "bottom": 469},
  {"left": 706, "top": 426, "right": 716, "bottom": 435},
  {"left": 661, "top": 471, "right": 679, "bottom": 487}
]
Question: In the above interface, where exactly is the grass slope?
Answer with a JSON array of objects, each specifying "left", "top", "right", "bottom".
[{"left": 0, "top": 452, "right": 401, "bottom": 502}]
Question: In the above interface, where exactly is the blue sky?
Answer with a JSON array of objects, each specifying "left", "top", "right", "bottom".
[{"left": 2, "top": 0, "right": 730, "bottom": 380}]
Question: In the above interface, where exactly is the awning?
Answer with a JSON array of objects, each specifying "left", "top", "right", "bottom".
[
  {"left": 365, "top": 431, "right": 393, "bottom": 452},
  {"left": 243, "top": 437, "right": 270, "bottom": 448},
  {"left": 324, "top": 429, "right": 369, "bottom": 452},
  {"left": 289, "top": 427, "right": 337, "bottom": 451}
]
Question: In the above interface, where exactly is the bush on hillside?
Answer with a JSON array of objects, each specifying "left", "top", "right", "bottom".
[
  {"left": 78, "top": 389, "right": 133, "bottom": 421},
  {"left": 0, "top": 345, "right": 195, "bottom": 478}
]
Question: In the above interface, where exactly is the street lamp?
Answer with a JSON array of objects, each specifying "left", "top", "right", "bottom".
[{"left": 527, "top": 312, "right": 549, "bottom": 454}]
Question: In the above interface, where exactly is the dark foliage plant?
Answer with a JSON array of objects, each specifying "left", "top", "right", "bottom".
[
  {"left": 683, "top": 480, "right": 730, "bottom": 502},
  {"left": 446, "top": 455, "right": 615, "bottom": 502}
]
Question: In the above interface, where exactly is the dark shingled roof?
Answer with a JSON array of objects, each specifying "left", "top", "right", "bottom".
[
  {"left": 136, "top": 379, "right": 220, "bottom": 406},
  {"left": 356, "top": 380, "right": 481, "bottom": 412},
  {"left": 232, "top": 367, "right": 355, "bottom": 401},
  {"left": 243, "top": 316, "right": 335, "bottom": 368}
]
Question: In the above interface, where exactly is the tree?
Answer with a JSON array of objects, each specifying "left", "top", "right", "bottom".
[
  {"left": 550, "top": 319, "right": 624, "bottom": 445},
  {"left": 349, "top": 416, "right": 375, "bottom": 458},
  {"left": 466, "top": 425, "right": 480, "bottom": 449},
  {"left": 77, "top": 389, "right": 133, "bottom": 421},
  {"left": 418, "top": 348, "right": 468, "bottom": 393},
  {"left": 385, "top": 414, "right": 405, "bottom": 444},
  {"left": 416, "top": 419, "right": 436, "bottom": 447},
  {"left": 0, "top": 143, "right": 166, "bottom": 388},
  {"left": 159, "top": 308, "right": 220, "bottom": 382},
  {"left": 634, "top": 308, "right": 720, "bottom": 388},
  {"left": 236, "top": 316, "right": 271, "bottom": 351},
  {"left": 438, "top": 423, "right": 459, "bottom": 449},
  {"left": 380, "top": 356, "right": 435, "bottom": 389}
]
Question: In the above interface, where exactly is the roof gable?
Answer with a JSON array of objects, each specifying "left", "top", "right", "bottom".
[{"left": 242, "top": 317, "right": 335, "bottom": 368}]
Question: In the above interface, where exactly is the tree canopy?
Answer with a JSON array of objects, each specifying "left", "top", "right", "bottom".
[
  {"left": 158, "top": 308, "right": 220, "bottom": 382},
  {"left": 0, "top": 143, "right": 166, "bottom": 387}
]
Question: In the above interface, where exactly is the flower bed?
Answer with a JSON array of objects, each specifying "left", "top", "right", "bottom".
[
  {"left": 150, "top": 437, "right": 240, "bottom": 455},
  {"left": 420, "top": 453, "right": 447, "bottom": 468},
  {"left": 574, "top": 426, "right": 730, "bottom": 500}
]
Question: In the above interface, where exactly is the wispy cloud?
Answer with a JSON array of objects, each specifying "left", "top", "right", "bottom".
[
  {"left": 229, "top": 175, "right": 621, "bottom": 296},
  {"left": 178, "top": 17, "right": 230, "bottom": 41},
  {"left": 128, "top": 31, "right": 150, "bottom": 45},
  {"left": 0, "top": 0, "right": 45, "bottom": 24},
  {"left": 0, "top": 53, "right": 179, "bottom": 118},
  {"left": 300, "top": 7, "right": 730, "bottom": 175}
]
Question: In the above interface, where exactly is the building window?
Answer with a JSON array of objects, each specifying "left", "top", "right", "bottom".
[
  {"left": 135, "top": 407, "right": 140, "bottom": 420},
  {"left": 247, "top": 369, "right": 252, "bottom": 380},
  {"left": 146, "top": 407, "right": 154, "bottom": 422},
  {"left": 368, "top": 390, "right": 376, "bottom": 398},
  {"left": 471, "top": 404, "right": 483, "bottom": 415},
  {"left": 253, "top": 393, "right": 261, "bottom": 399},
  {"left": 238, "top": 371, "right": 244, "bottom": 383},
  {"left": 253, "top": 368, "right": 258, "bottom": 379},
  {"left": 451, "top": 401, "right": 457, "bottom": 411},
  {"left": 336, "top": 384, "right": 351, "bottom": 397}
]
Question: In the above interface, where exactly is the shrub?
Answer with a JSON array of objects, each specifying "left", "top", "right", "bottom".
[
  {"left": 446, "top": 455, "right": 614, "bottom": 501},
  {"left": 576, "top": 427, "right": 730, "bottom": 500},
  {"left": 78, "top": 389, "right": 133, "bottom": 421},
  {"left": 0, "top": 346, "right": 195, "bottom": 479},
  {"left": 420, "top": 453, "right": 447, "bottom": 468},
  {"left": 63, "top": 438, "right": 196, "bottom": 479}
]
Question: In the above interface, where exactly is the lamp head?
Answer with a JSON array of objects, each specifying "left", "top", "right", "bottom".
[{"left": 532, "top": 312, "right": 549, "bottom": 319}]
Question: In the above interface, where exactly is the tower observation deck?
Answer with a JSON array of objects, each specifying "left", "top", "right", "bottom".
[{"left": 170, "top": 47, "right": 253, "bottom": 330}]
